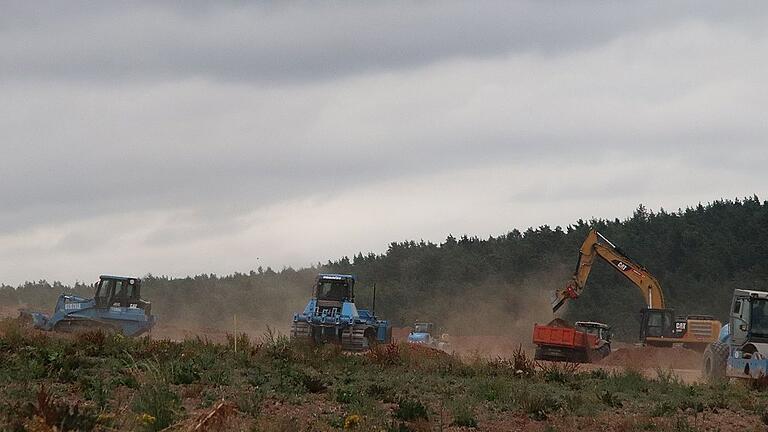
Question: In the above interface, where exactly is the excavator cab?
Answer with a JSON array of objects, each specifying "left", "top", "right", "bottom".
[{"left": 639, "top": 308, "right": 675, "bottom": 339}]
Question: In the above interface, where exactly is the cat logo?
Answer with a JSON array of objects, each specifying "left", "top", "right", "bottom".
[{"left": 613, "top": 260, "right": 629, "bottom": 271}]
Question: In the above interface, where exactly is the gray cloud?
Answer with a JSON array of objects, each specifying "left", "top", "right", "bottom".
[
  {"left": 0, "top": 1, "right": 767, "bottom": 284},
  {"left": 1, "top": 1, "right": 763, "bottom": 83}
]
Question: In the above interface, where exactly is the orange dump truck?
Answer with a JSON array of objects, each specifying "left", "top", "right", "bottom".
[{"left": 533, "top": 319, "right": 612, "bottom": 363}]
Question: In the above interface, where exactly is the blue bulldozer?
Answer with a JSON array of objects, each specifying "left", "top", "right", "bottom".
[
  {"left": 291, "top": 274, "right": 391, "bottom": 351},
  {"left": 20, "top": 275, "right": 155, "bottom": 337},
  {"left": 703, "top": 288, "right": 768, "bottom": 381}
]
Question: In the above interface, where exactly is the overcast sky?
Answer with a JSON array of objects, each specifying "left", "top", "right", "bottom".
[{"left": 1, "top": 1, "right": 766, "bottom": 285}]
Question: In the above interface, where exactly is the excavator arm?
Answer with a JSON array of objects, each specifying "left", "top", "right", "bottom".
[{"left": 552, "top": 229, "right": 665, "bottom": 312}]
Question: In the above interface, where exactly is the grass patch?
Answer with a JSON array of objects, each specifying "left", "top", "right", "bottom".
[
  {"left": 395, "top": 398, "right": 429, "bottom": 421},
  {"left": 0, "top": 319, "right": 767, "bottom": 430}
]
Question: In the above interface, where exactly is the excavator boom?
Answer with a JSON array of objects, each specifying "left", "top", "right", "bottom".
[{"left": 552, "top": 229, "right": 664, "bottom": 312}]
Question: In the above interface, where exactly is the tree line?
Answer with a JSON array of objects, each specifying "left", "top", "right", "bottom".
[{"left": 1, "top": 196, "right": 765, "bottom": 340}]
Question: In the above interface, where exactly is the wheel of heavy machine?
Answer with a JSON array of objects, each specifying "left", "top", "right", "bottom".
[{"left": 702, "top": 341, "right": 728, "bottom": 380}]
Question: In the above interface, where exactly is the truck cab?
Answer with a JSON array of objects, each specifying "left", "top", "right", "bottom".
[{"left": 575, "top": 321, "right": 612, "bottom": 346}]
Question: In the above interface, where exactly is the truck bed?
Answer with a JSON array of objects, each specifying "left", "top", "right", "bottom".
[{"left": 532, "top": 324, "right": 597, "bottom": 349}]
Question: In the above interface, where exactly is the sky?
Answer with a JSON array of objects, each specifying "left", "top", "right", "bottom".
[{"left": 1, "top": 1, "right": 767, "bottom": 285}]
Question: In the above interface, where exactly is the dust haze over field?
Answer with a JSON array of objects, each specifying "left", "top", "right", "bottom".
[
  {"left": 3, "top": 3, "right": 768, "bottom": 430},
  {"left": 431, "top": 270, "right": 566, "bottom": 357},
  {"left": 0, "top": 265, "right": 565, "bottom": 353},
  {"left": 144, "top": 269, "right": 563, "bottom": 349}
]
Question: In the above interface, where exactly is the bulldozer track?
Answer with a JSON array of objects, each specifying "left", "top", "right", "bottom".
[
  {"left": 52, "top": 319, "right": 118, "bottom": 334},
  {"left": 341, "top": 325, "right": 369, "bottom": 351},
  {"left": 291, "top": 321, "right": 310, "bottom": 338}
]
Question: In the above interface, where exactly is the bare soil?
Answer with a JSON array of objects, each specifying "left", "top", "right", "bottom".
[{"left": 599, "top": 344, "right": 703, "bottom": 370}]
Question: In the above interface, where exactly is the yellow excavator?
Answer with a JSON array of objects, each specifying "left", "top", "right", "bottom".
[{"left": 552, "top": 229, "right": 721, "bottom": 349}]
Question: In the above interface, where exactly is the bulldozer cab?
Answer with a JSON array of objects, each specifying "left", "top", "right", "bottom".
[
  {"left": 314, "top": 274, "right": 354, "bottom": 302},
  {"left": 94, "top": 276, "right": 143, "bottom": 309}
]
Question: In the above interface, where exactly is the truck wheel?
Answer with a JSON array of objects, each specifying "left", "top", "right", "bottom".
[
  {"left": 534, "top": 347, "right": 544, "bottom": 361},
  {"left": 703, "top": 342, "right": 728, "bottom": 380},
  {"left": 597, "top": 344, "right": 611, "bottom": 360}
]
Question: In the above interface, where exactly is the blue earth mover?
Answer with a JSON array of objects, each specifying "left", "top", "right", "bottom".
[
  {"left": 703, "top": 289, "right": 768, "bottom": 381},
  {"left": 20, "top": 275, "right": 155, "bottom": 337},
  {"left": 291, "top": 274, "right": 391, "bottom": 351}
]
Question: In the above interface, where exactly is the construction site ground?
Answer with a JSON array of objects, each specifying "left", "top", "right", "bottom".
[{"left": 1, "top": 310, "right": 765, "bottom": 431}]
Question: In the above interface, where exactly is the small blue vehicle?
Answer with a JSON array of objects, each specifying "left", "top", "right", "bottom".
[
  {"left": 703, "top": 289, "right": 768, "bottom": 380},
  {"left": 407, "top": 322, "right": 451, "bottom": 352},
  {"left": 21, "top": 275, "right": 155, "bottom": 337},
  {"left": 291, "top": 274, "right": 391, "bottom": 351}
]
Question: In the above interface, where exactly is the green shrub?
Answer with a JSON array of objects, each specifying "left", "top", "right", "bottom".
[
  {"left": 673, "top": 416, "right": 696, "bottom": 432},
  {"left": 367, "top": 382, "right": 395, "bottom": 401},
  {"left": 166, "top": 358, "right": 201, "bottom": 385},
  {"left": 131, "top": 384, "right": 182, "bottom": 431},
  {"left": 302, "top": 371, "right": 327, "bottom": 393},
  {"left": 335, "top": 386, "right": 356, "bottom": 404},
  {"left": 650, "top": 400, "right": 676, "bottom": 417},
  {"left": 246, "top": 365, "right": 269, "bottom": 388},
  {"left": 271, "top": 360, "right": 309, "bottom": 396},
  {"left": 606, "top": 370, "right": 648, "bottom": 395},
  {"left": 80, "top": 375, "right": 113, "bottom": 410},
  {"left": 451, "top": 403, "right": 477, "bottom": 428},
  {"left": 394, "top": 398, "right": 428, "bottom": 421},
  {"left": 202, "top": 367, "right": 231, "bottom": 386},
  {"left": 586, "top": 368, "right": 609, "bottom": 379},
  {"left": 199, "top": 389, "right": 219, "bottom": 408},
  {"left": 236, "top": 390, "right": 263, "bottom": 417},
  {"left": 20, "top": 386, "right": 102, "bottom": 432},
  {"left": 598, "top": 390, "right": 623, "bottom": 408},
  {"left": 520, "top": 389, "right": 562, "bottom": 421},
  {"left": 262, "top": 328, "right": 293, "bottom": 361}
]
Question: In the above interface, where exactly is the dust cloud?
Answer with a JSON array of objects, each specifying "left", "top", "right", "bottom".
[
  {"left": 418, "top": 269, "right": 565, "bottom": 358},
  {"left": 0, "top": 267, "right": 567, "bottom": 353}
]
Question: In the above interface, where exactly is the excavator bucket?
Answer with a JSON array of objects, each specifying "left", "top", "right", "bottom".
[{"left": 551, "top": 281, "right": 579, "bottom": 313}]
